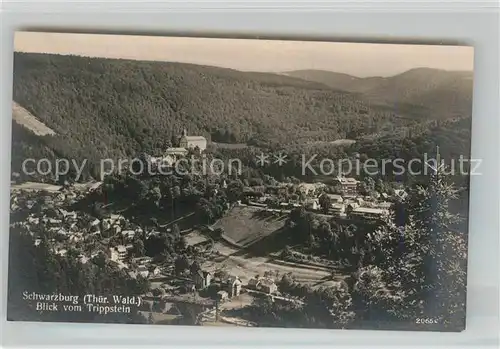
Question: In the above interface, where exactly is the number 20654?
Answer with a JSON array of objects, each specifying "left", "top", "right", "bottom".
[{"left": 415, "top": 318, "right": 439, "bottom": 324}]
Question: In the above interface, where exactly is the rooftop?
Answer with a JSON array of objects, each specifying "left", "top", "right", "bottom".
[
  {"left": 259, "top": 278, "right": 276, "bottom": 287},
  {"left": 226, "top": 276, "right": 241, "bottom": 284},
  {"left": 182, "top": 136, "right": 207, "bottom": 142},
  {"left": 336, "top": 177, "right": 359, "bottom": 184},
  {"left": 353, "top": 207, "right": 388, "bottom": 214},
  {"left": 326, "top": 194, "right": 343, "bottom": 200},
  {"left": 376, "top": 202, "right": 393, "bottom": 209},
  {"left": 165, "top": 147, "right": 188, "bottom": 154}
]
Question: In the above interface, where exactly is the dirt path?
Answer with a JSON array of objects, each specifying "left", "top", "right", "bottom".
[
  {"left": 11, "top": 181, "right": 102, "bottom": 192},
  {"left": 11, "top": 182, "right": 62, "bottom": 192}
]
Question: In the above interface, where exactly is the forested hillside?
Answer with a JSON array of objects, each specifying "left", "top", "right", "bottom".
[
  {"left": 11, "top": 53, "right": 472, "bottom": 183},
  {"left": 286, "top": 68, "right": 474, "bottom": 118},
  {"left": 12, "top": 53, "right": 412, "bottom": 157}
]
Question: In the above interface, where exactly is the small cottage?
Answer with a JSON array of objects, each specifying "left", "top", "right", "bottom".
[{"left": 193, "top": 270, "right": 212, "bottom": 290}]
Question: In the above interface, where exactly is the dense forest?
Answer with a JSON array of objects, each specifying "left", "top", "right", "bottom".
[
  {"left": 11, "top": 52, "right": 473, "bottom": 185},
  {"left": 13, "top": 52, "right": 384, "bottom": 152}
]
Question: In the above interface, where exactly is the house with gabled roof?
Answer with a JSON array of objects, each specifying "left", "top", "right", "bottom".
[
  {"left": 193, "top": 270, "right": 212, "bottom": 290},
  {"left": 179, "top": 129, "right": 207, "bottom": 152}
]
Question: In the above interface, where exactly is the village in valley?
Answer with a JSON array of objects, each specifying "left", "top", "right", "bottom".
[
  {"left": 10, "top": 127, "right": 411, "bottom": 327},
  {"left": 7, "top": 35, "right": 472, "bottom": 332}
]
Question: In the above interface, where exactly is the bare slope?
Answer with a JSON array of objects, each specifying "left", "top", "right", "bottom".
[{"left": 12, "top": 101, "right": 56, "bottom": 136}]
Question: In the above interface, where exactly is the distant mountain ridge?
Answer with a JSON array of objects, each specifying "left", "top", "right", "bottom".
[{"left": 284, "top": 68, "right": 474, "bottom": 118}]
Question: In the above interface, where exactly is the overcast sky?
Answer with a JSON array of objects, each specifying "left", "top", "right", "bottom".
[{"left": 14, "top": 31, "right": 474, "bottom": 77}]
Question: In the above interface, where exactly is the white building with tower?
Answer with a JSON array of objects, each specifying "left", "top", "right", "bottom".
[{"left": 179, "top": 129, "right": 207, "bottom": 152}]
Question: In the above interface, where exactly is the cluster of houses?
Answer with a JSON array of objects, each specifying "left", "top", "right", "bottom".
[
  {"left": 312, "top": 176, "right": 408, "bottom": 220},
  {"left": 12, "top": 208, "right": 96, "bottom": 265},
  {"left": 83, "top": 213, "right": 143, "bottom": 240},
  {"left": 14, "top": 205, "right": 142, "bottom": 266},
  {"left": 189, "top": 267, "right": 280, "bottom": 303},
  {"left": 10, "top": 189, "right": 81, "bottom": 212},
  {"left": 306, "top": 193, "right": 394, "bottom": 219},
  {"left": 126, "top": 256, "right": 163, "bottom": 279},
  {"left": 18, "top": 207, "right": 86, "bottom": 251},
  {"left": 240, "top": 175, "right": 407, "bottom": 221},
  {"left": 189, "top": 268, "right": 243, "bottom": 302},
  {"left": 10, "top": 189, "right": 164, "bottom": 282},
  {"left": 247, "top": 275, "right": 279, "bottom": 294}
]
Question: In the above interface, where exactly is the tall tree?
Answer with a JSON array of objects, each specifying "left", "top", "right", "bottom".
[
  {"left": 318, "top": 193, "right": 332, "bottom": 214},
  {"left": 405, "top": 168, "right": 466, "bottom": 329},
  {"left": 354, "top": 166, "right": 467, "bottom": 330}
]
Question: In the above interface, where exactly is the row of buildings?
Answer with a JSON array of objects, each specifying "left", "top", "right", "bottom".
[
  {"left": 241, "top": 177, "right": 405, "bottom": 220},
  {"left": 241, "top": 174, "right": 408, "bottom": 221},
  {"left": 306, "top": 176, "right": 408, "bottom": 220},
  {"left": 306, "top": 193, "right": 394, "bottom": 220}
]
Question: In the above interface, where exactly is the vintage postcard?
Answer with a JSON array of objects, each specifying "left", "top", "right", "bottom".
[{"left": 8, "top": 32, "right": 473, "bottom": 331}]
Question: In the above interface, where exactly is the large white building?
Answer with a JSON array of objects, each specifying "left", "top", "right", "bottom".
[
  {"left": 116, "top": 245, "right": 127, "bottom": 261},
  {"left": 179, "top": 129, "right": 207, "bottom": 152},
  {"left": 334, "top": 176, "right": 359, "bottom": 195}
]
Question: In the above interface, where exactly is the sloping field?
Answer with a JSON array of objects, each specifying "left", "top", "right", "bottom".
[
  {"left": 213, "top": 205, "right": 287, "bottom": 247},
  {"left": 12, "top": 102, "right": 56, "bottom": 136}
]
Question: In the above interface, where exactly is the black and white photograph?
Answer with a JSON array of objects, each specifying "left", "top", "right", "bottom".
[{"left": 7, "top": 31, "right": 473, "bottom": 332}]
